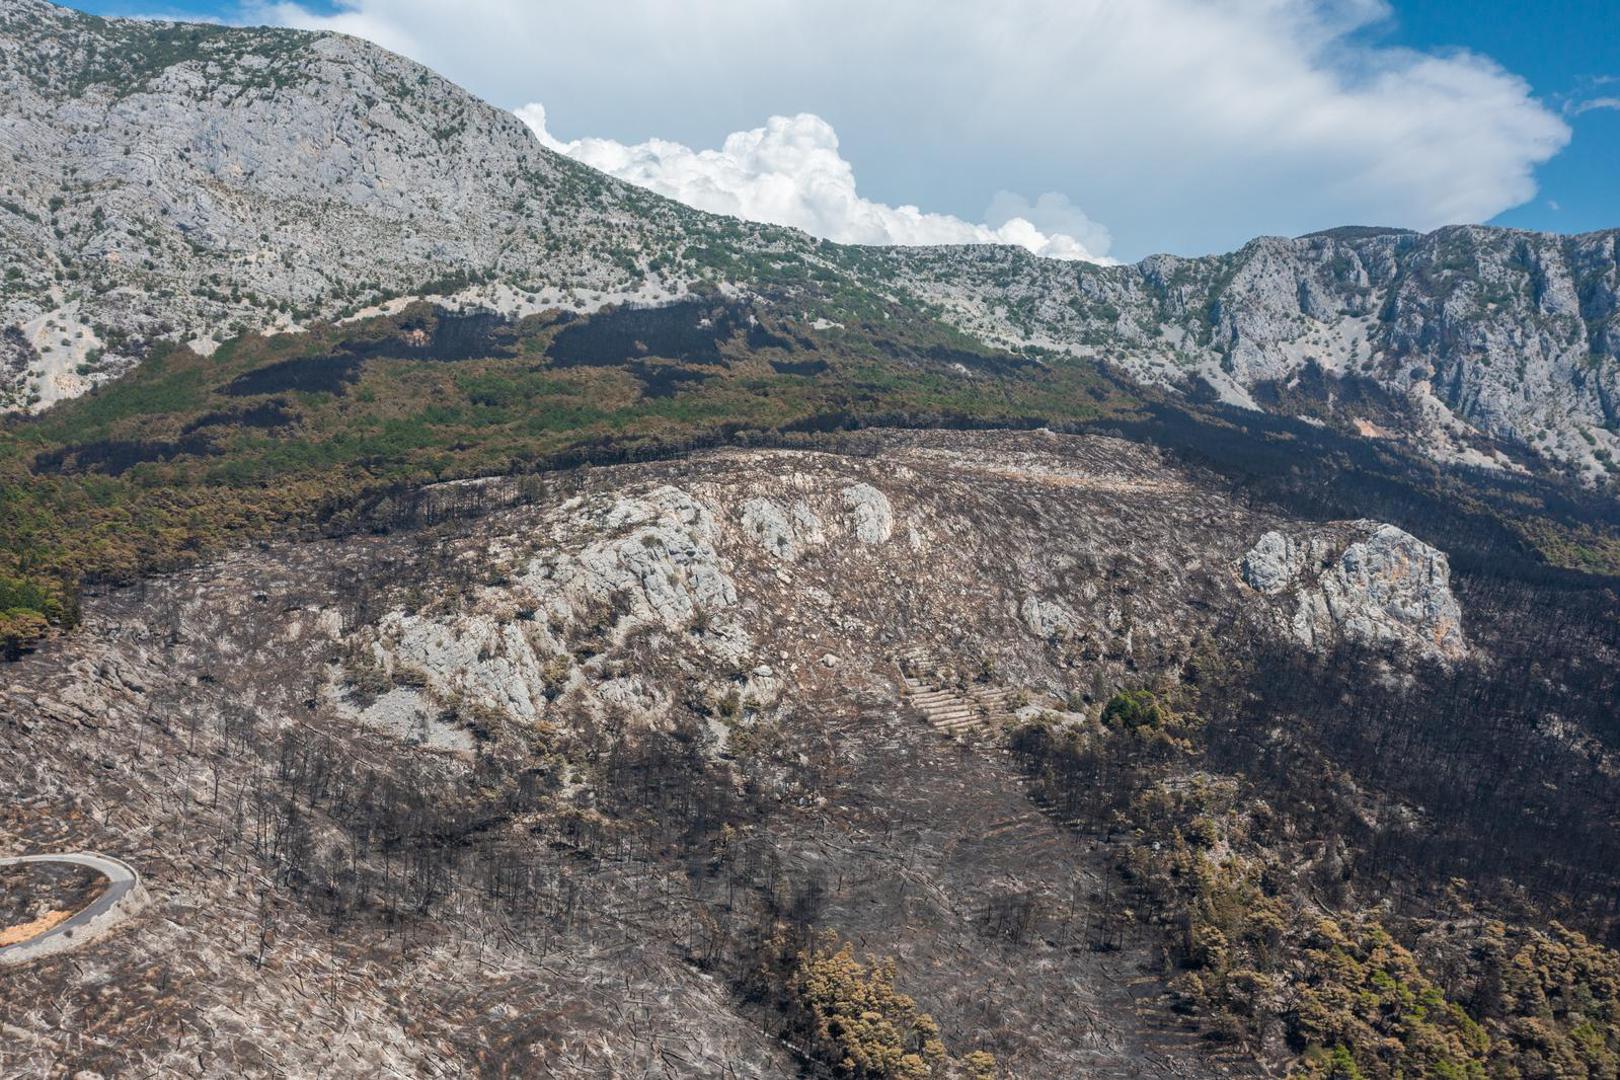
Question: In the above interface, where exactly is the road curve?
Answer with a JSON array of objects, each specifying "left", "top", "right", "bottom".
[{"left": 0, "top": 852, "right": 142, "bottom": 965}]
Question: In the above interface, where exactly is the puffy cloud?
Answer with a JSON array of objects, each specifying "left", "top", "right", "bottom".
[
  {"left": 515, "top": 104, "right": 1111, "bottom": 262},
  {"left": 257, "top": 0, "right": 1570, "bottom": 260},
  {"left": 984, "top": 192, "right": 1113, "bottom": 261}
]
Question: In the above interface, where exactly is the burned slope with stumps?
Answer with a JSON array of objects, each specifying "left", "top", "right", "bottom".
[{"left": 2, "top": 429, "right": 1618, "bottom": 1079}]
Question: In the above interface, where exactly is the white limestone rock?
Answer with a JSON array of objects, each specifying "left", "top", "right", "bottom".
[
  {"left": 1240, "top": 531, "right": 1304, "bottom": 595},
  {"left": 355, "top": 485, "right": 744, "bottom": 727},
  {"left": 841, "top": 483, "right": 894, "bottom": 544},
  {"left": 1242, "top": 522, "right": 1467, "bottom": 660},
  {"left": 342, "top": 687, "right": 475, "bottom": 752},
  {"left": 1020, "top": 596, "right": 1077, "bottom": 641},
  {"left": 374, "top": 611, "right": 553, "bottom": 722},
  {"left": 539, "top": 486, "right": 737, "bottom": 626},
  {"left": 739, "top": 497, "right": 825, "bottom": 561}
]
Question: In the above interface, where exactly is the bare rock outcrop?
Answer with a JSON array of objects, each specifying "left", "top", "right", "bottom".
[
  {"left": 1241, "top": 521, "right": 1467, "bottom": 660},
  {"left": 363, "top": 485, "right": 743, "bottom": 725},
  {"left": 739, "top": 497, "right": 824, "bottom": 561},
  {"left": 0, "top": 0, "right": 719, "bottom": 408},
  {"left": 840, "top": 483, "right": 894, "bottom": 544}
]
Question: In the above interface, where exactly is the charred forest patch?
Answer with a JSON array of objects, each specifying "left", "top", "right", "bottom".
[
  {"left": 924, "top": 341, "right": 1035, "bottom": 375},
  {"left": 1248, "top": 360, "right": 1417, "bottom": 432},
  {"left": 542, "top": 299, "right": 763, "bottom": 398},
  {"left": 32, "top": 431, "right": 221, "bottom": 476},
  {"left": 861, "top": 330, "right": 1035, "bottom": 377},
  {"left": 546, "top": 299, "right": 742, "bottom": 370},
  {"left": 745, "top": 323, "right": 798, "bottom": 352},
  {"left": 342, "top": 309, "right": 522, "bottom": 363},
  {"left": 181, "top": 399, "right": 298, "bottom": 433},
  {"left": 623, "top": 359, "right": 714, "bottom": 398},
  {"left": 1200, "top": 638, "right": 1620, "bottom": 925},
  {"left": 221, "top": 352, "right": 364, "bottom": 397},
  {"left": 769, "top": 357, "right": 831, "bottom": 376},
  {"left": 221, "top": 310, "right": 525, "bottom": 399}
]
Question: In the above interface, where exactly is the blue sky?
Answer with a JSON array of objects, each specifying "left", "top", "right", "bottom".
[
  {"left": 1379, "top": 0, "right": 1617, "bottom": 236},
  {"left": 69, "top": 0, "right": 1617, "bottom": 261}
]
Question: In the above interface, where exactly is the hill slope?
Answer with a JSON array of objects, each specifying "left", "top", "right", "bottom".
[
  {"left": 6, "top": 431, "right": 1619, "bottom": 1078},
  {"left": 4, "top": 5, "right": 1620, "bottom": 1077}
]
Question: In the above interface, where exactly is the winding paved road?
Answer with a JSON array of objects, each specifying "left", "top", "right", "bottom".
[{"left": 0, "top": 852, "right": 141, "bottom": 965}]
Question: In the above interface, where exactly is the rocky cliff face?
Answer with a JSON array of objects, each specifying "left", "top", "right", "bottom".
[
  {"left": 1241, "top": 521, "right": 1467, "bottom": 661},
  {"left": 886, "top": 227, "right": 1620, "bottom": 481},
  {"left": 2, "top": 0, "right": 1617, "bottom": 484}
]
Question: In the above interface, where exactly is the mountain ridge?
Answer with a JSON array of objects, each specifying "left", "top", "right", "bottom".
[{"left": 0, "top": 0, "right": 1617, "bottom": 483}]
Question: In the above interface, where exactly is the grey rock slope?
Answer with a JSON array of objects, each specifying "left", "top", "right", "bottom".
[
  {"left": 2, "top": 0, "right": 1617, "bottom": 483},
  {"left": 882, "top": 226, "right": 1620, "bottom": 480},
  {"left": 0, "top": 0, "right": 780, "bottom": 406}
]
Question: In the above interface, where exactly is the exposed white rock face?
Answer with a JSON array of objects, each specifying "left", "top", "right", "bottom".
[
  {"left": 331, "top": 686, "right": 476, "bottom": 752},
  {"left": 1241, "top": 531, "right": 1296, "bottom": 588},
  {"left": 374, "top": 611, "right": 555, "bottom": 722},
  {"left": 1240, "top": 531, "right": 1307, "bottom": 596},
  {"left": 552, "top": 486, "right": 737, "bottom": 627},
  {"left": 792, "top": 502, "right": 828, "bottom": 547},
  {"left": 1242, "top": 522, "right": 1467, "bottom": 660},
  {"left": 1020, "top": 595, "right": 1077, "bottom": 641},
  {"left": 886, "top": 227, "right": 1620, "bottom": 480},
  {"left": 595, "top": 675, "right": 665, "bottom": 718},
  {"left": 739, "top": 497, "right": 825, "bottom": 561},
  {"left": 841, "top": 483, "right": 894, "bottom": 544},
  {"left": 362, "top": 485, "right": 743, "bottom": 724}
]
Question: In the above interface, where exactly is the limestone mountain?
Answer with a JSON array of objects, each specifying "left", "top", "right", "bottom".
[
  {"left": 0, "top": 0, "right": 750, "bottom": 405},
  {"left": 2, "top": 1, "right": 1619, "bottom": 484},
  {"left": 882, "top": 226, "right": 1620, "bottom": 480}
]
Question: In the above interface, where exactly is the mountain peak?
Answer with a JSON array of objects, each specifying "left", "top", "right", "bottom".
[{"left": 1296, "top": 225, "right": 1419, "bottom": 242}]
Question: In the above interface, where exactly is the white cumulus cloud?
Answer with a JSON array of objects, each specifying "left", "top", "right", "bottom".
[
  {"left": 256, "top": 0, "right": 1572, "bottom": 260},
  {"left": 515, "top": 104, "right": 1111, "bottom": 262}
]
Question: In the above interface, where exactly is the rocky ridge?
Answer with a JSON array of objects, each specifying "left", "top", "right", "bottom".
[
  {"left": 338, "top": 432, "right": 1468, "bottom": 754},
  {"left": 882, "top": 227, "right": 1620, "bottom": 480}
]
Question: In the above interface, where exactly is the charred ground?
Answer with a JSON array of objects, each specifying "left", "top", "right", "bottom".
[{"left": 3, "top": 431, "right": 1619, "bottom": 1078}]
